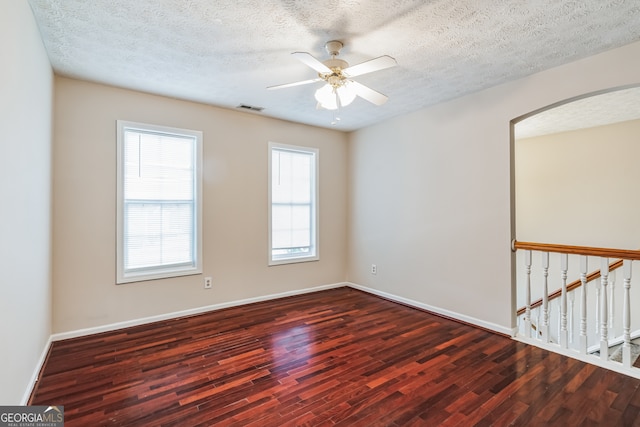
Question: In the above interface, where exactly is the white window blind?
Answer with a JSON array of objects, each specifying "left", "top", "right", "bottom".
[
  {"left": 117, "top": 121, "right": 202, "bottom": 283},
  {"left": 269, "top": 143, "right": 318, "bottom": 265}
]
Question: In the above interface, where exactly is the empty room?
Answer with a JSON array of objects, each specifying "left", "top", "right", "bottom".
[{"left": 3, "top": 1, "right": 640, "bottom": 425}]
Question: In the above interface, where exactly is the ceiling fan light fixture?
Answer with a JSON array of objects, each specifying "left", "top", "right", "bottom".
[
  {"left": 314, "top": 82, "right": 356, "bottom": 110},
  {"left": 314, "top": 84, "right": 338, "bottom": 110},
  {"left": 337, "top": 82, "right": 356, "bottom": 106}
]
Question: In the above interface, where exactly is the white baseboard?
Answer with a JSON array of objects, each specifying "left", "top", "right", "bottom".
[
  {"left": 513, "top": 335, "right": 640, "bottom": 380},
  {"left": 51, "top": 282, "right": 347, "bottom": 342},
  {"left": 22, "top": 334, "right": 52, "bottom": 405},
  {"left": 346, "top": 282, "right": 514, "bottom": 337}
]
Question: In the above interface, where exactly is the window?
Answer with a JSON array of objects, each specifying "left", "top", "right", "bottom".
[
  {"left": 116, "top": 121, "right": 202, "bottom": 283},
  {"left": 268, "top": 142, "right": 319, "bottom": 265}
]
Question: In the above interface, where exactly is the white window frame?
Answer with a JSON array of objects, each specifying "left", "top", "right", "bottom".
[
  {"left": 268, "top": 142, "right": 319, "bottom": 266},
  {"left": 116, "top": 120, "right": 203, "bottom": 284}
]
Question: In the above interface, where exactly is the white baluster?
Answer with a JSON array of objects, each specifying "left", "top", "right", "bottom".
[
  {"left": 579, "top": 256, "right": 588, "bottom": 354},
  {"left": 556, "top": 300, "right": 561, "bottom": 344},
  {"left": 524, "top": 250, "right": 532, "bottom": 338},
  {"left": 600, "top": 258, "right": 609, "bottom": 361},
  {"left": 560, "top": 253, "right": 568, "bottom": 348},
  {"left": 569, "top": 290, "right": 575, "bottom": 345},
  {"left": 541, "top": 251, "right": 550, "bottom": 343},
  {"left": 609, "top": 269, "right": 616, "bottom": 331},
  {"left": 623, "top": 260, "right": 632, "bottom": 367},
  {"left": 595, "top": 279, "right": 600, "bottom": 337}
]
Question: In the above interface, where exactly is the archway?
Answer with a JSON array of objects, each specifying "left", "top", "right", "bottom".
[{"left": 509, "top": 85, "right": 640, "bottom": 362}]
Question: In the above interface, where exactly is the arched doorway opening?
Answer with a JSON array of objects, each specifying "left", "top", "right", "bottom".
[{"left": 509, "top": 85, "right": 640, "bottom": 374}]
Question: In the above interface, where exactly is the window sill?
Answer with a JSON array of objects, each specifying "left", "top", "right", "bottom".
[
  {"left": 268, "top": 256, "right": 319, "bottom": 266},
  {"left": 117, "top": 266, "right": 202, "bottom": 284}
]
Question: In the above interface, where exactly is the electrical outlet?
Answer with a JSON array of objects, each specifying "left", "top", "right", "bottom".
[
  {"left": 204, "top": 277, "right": 212, "bottom": 289},
  {"left": 371, "top": 264, "right": 377, "bottom": 275}
]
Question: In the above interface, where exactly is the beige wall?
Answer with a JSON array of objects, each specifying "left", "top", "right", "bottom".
[
  {"left": 0, "top": 2, "right": 53, "bottom": 404},
  {"left": 514, "top": 118, "right": 640, "bottom": 309},
  {"left": 347, "top": 41, "right": 640, "bottom": 333},
  {"left": 52, "top": 77, "right": 348, "bottom": 333},
  {"left": 516, "top": 118, "right": 640, "bottom": 249}
]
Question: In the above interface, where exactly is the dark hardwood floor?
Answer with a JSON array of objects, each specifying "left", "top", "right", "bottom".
[{"left": 31, "top": 287, "right": 640, "bottom": 426}]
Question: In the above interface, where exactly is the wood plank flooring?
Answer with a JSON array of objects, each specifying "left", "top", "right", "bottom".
[{"left": 31, "top": 287, "right": 640, "bottom": 426}]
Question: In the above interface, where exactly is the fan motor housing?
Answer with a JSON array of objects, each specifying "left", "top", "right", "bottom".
[
  {"left": 323, "top": 58, "right": 349, "bottom": 70},
  {"left": 325, "top": 40, "right": 344, "bottom": 56}
]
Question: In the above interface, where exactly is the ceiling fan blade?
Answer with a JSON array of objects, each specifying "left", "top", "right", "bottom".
[
  {"left": 350, "top": 81, "right": 389, "bottom": 106},
  {"left": 292, "top": 52, "right": 332, "bottom": 74},
  {"left": 343, "top": 55, "right": 397, "bottom": 78},
  {"left": 267, "top": 78, "right": 322, "bottom": 90}
]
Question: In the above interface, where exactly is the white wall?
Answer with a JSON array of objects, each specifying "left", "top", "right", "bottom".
[
  {"left": 0, "top": 2, "right": 53, "bottom": 404},
  {"left": 347, "top": 41, "right": 640, "bottom": 333},
  {"left": 52, "top": 77, "right": 348, "bottom": 333}
]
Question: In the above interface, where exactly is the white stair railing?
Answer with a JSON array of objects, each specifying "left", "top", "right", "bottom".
[{"left": 514, "top": 241, "right": 640, "bottom": 374}]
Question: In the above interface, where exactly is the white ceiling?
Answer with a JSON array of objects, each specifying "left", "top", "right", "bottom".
[
  {"left": 27, "top": 0, "right": 640, "bottom": 132},
  {"left": 515, "top": 86, "right": 640, "bottom": 139}
]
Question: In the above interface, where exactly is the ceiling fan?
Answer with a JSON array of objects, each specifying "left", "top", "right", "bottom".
[{"left": 267, "top": 40, "right": 397, "bottom": 111}]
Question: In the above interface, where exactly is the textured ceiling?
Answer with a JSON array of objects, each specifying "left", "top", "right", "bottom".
[
  {"left": 515, "top": 87, "right": 640, "bottom": 139},
  {"left": 27, "top": 0, "right": 640, "bottom": 132}
]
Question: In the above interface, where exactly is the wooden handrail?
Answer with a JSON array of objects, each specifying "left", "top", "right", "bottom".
[
  {"left": 513, "top": 241, "right": 640, "bottom": 316},
  {"left": 515, "top": 259, "right": 624, "bottom": 316},
  {"left": 513, "top": 240, "right": 640, "bottom": 260}
]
